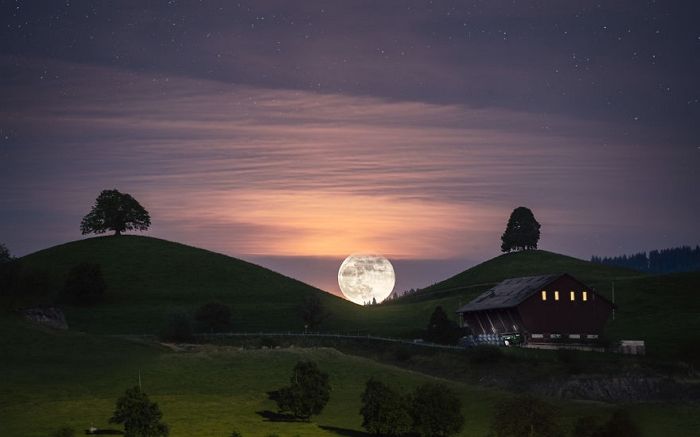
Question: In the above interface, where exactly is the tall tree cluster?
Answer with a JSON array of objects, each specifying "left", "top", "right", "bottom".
[{"left": 591, "top": 245, "right": 700, "bottom": 274}]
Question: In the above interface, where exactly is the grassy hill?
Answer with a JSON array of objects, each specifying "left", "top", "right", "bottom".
[
  {"left": 398, "top": 250, "right": 642, "bottom": 302},
  {"left": 8, "top": 238, "right": 700, "bottom": 358},
  {"left": 10, "top": 236, "right": 367, "bottom": 335},
  {"left": 2, "top": 316, "right": 697, "bottom": 437}
]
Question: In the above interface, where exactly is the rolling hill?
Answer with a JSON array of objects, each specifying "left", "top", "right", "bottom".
[
  {"left": 10, "top": 236, "right": 366, "bottom": 334},
  {"left": 8, "top": 238, "right": 700, "bottom": 358}
]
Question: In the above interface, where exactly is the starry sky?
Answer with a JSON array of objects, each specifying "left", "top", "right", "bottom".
[{"left": 1, "top": 1, "right": 699, "bottom": 296}]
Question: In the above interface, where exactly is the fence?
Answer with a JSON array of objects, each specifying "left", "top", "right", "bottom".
[{"left": 196, "top": 331, "right": 468, "bottom": 351}]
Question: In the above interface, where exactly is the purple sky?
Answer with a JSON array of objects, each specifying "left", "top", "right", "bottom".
[{"left": 1, "top": 1, "right": 699, "bottom": 296}]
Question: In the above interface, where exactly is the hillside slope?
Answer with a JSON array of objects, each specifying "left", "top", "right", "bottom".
[
  {"left": 396, "top": 250, "right": 642, "bottom": 303},
  {"left": 13, "top": 236, "right": 363, "bottom": 334}
]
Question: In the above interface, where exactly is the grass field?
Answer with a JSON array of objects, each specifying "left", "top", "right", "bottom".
[{"left": 2, "top": 316, "right": 698, "bottom": 437}]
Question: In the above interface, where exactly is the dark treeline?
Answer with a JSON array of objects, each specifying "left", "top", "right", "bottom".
[{"left": 591, "top": 245, "right": 700, "bottom": 274}]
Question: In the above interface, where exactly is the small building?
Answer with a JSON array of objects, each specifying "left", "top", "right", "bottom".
[{"left": 456, "top": 273, "right": 614, "bottom": 343}]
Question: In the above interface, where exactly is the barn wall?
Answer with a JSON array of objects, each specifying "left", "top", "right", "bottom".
[{"left": 516, "top": 276, "right": 613, "bottom": 338}]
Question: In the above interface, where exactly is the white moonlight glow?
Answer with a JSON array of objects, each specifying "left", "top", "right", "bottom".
[{"left": 338, "top": 254, "right": 396, "bottom": 305}]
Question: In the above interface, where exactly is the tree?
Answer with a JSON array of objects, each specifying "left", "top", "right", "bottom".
[
  {"left": 425, "top": 306, "right": 461, "bottom": 345},
  {"left": 61, "top": 262, "right": 106, "bottom": 305},
  {"left": 81, "top": 189, "right": 151, "bottom": 236},
  {"left": 275, "top": 361, "right": 331, "bottom": 421},
  {"left": 488, "top": 395, "right": 563, "bottom": 437},
  {"left": 410, "top": 383, "right": 464, "bottom": 437},
  {"left": 195, "top": 301, "right": 232, "bottom": 332},
  {"left": 109, "top": 386, "right": 169, "bottom": 437},
  {"left": 0, "top": 243, "right": 11, "bottom": 264},
  {"left": 300, "top": 294, "right": 329, "bottom": 331},
  {"left": 500, "top": 206, "right": 541, "bottom": 252},
  {"left": 360, "top": 378, "right": 411, "bottom": 436}
]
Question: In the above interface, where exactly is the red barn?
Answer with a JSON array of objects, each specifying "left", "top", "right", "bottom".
[{"left": 456, "top": 273, "right": 614, "bottom": 343}]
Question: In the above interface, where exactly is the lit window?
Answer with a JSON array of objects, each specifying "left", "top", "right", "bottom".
[
  {"left": 583, "top": 291, "right": 588, "bottom": 301},
  {"left": 570, "top": 291, "right": 575, "bottom": 301},
  {"left": 554, "top": 291, "right": 560, "bottom": 301},
  {"left": 541, "top": 290, "right": 547, "bottom": 301}
]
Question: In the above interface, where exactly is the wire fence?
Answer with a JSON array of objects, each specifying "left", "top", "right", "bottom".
[{"left": 196, "top": 331, "right": 468, "bottom": 350}]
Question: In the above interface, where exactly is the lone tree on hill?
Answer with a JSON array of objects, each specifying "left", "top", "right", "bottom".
[
  {"left": 81, "top": 189, "right": 151, "bottom": 236},
  {"left": 274, "top": 361, "right": 331, "bottom": 421},
  {"left": 501, "top": 206, "right": 541, "bottom": 252},
  {"left": 110, "top": 386, "right": 169, "bottom": 437}
]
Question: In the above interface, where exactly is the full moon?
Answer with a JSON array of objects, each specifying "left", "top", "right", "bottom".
[{"left": 338, "top": 254, "right": 396, "bottom": 305}]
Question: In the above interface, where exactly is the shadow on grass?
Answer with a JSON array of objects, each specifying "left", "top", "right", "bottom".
[
  {"left": 318, "top": 425, "right": 371, "bottom": 437},
  {"left": 255, "top": 410, "right": 299, "bottom": 422}
]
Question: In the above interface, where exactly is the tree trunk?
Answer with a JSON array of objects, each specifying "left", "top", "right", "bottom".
[{"left": 114, "top": 229, "right": 122, "bottom": 236}]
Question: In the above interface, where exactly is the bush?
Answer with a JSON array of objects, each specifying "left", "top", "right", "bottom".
[
  {"left": 159, "top": 312, "right": 194, "bottom": 342},
  {"left": 275, "top": 361, "right": 331, "bottom": 421},
  {"left": 488, "top": 395, "right": 563, "bottom": 437},
  {"left": 229, "top": 431, "right": 243, "bottom": 437},
  {"left": 360, "top": 378, "right": 411, "bottom": 436},
  {"left": 62, "top": 262, "right": 106, "bottom": 305},
  {"left": 410, "top": 383, "right": 464, "bottom": 437},
  {"left": 110, "top": 386, "right": 169, "bottom": 437},
  {"left": 195, "top": 301, "right": 232, "bottom": 332},
  {"left": 50, "top": 427, "right": 75, "bottom": 437}
]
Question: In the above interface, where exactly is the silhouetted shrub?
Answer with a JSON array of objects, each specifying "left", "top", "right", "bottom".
[
  {"left": 229, "top": 431, "right": 242, "bottom": 437},
  {"left": 195, "top": 301, "right": 232, "bottom": 332},
  {"left": 159, "top": 312, "right": 193, "bottom": 343}
]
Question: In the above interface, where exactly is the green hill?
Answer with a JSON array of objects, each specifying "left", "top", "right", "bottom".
[
  {"left": 404, "top": 250, "right": 642, "bottom": 301},
  {"left": 10, "top": 236, "right": 365, "bottom": 335}
]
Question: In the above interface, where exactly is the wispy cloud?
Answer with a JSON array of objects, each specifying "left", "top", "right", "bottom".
[{"left": 1, "top": 57, "right": 698, "bottom": 292}]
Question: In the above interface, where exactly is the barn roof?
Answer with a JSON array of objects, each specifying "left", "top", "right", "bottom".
[{"left": 456, "top": 273, "right": 566, "bottom": 312}]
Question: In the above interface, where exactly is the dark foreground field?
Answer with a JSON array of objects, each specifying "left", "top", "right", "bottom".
[{"left": 2, "top": 316, "right": 700, "bottom": 437}]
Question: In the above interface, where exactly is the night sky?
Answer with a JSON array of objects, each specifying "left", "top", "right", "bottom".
[{"left": 1, "top": 1, "right": 699, "bottom": 296}]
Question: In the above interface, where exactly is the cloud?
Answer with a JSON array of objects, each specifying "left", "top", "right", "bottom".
[{"left": 1, "top": 57, "right": 698, "bottom": 292}]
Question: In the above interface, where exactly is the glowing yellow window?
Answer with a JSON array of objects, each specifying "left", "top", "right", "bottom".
[
  {"left": 583, "top": 291, "right": 588, "bottom": 301},
  {"left": 541, "top": 290, "right": 547, "bottom": 301},
  {"left": 554, "top": 291, "right": 560, "bottom": 301},
  {"left": 570, "top": 291, "right": 575, "bottom": 301}
]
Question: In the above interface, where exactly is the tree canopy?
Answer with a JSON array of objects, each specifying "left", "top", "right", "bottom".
[
  {"left": 299, "top": 293, "right": 329, "bottom": 331},
  {"left": 274, "top": 361, "right": 331, "bottom": 421},
  {"left": 360, "top": 378, "right": 411, "bottom": 436},
  {"left": 109, "top": 386, "right": 169, "bottom": 437},
  {"left": 500, "top": 206, "right": 541, "bottom": 252},
  {"left": 81, "top": 189, "right": 151, "bottom": 236},
  {"left": 425, "top": 306, "right": 461, "bottom": 345}
]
